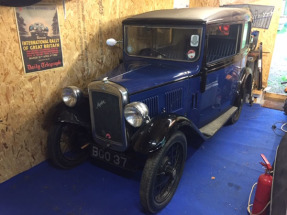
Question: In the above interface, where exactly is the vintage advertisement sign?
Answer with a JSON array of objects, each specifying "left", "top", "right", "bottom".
[{"left": 15, "top": 4, "right": 63, "bottom": 73}]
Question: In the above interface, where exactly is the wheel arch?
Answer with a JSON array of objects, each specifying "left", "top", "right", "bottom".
[
  {"left": 241, "top": 67, "right": 253, "bottom": 96},
  {"left": 131, "top": 114, "right": 205, "bottom": 154},
  {"left": 44, "top": 97, "right": 91, "bottom": 131}
]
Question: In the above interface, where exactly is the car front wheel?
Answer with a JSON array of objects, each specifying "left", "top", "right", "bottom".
[
  {"left": 140, "top": 131, "right": 187, "bottom": 213},
  {"left": 47, "top": 123, "right": 89, "bottom": 169}
]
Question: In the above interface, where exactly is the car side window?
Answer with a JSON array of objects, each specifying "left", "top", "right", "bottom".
[{"left": 206, "top": 24, "right": 241, "bottom": 63}]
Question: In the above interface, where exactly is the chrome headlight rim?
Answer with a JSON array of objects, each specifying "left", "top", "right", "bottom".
[
  {"left": 62, "top": 86, "right": 82, "bottom": 107},
  {"left": 124, "top": 102, "right": 149, "bottom": 128}
]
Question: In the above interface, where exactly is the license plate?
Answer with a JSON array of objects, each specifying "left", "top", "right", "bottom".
[{"left": 92, "top": 145, "right": 128, "bottom": 168}]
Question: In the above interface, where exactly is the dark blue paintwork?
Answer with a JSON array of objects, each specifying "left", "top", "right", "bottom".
[
  {"left": 198, "top": 62, "right": 242, "bottom": 127},
  {"left": 108, "top": 59, "right": 201, "bottom": 95}
]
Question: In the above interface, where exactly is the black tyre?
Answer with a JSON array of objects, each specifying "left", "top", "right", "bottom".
[
  {"left": 47, "top": 123, "right": 89, "bottom": 169},
  {"left": 228, "top": 96, "right": 244, "bottom": 124},
  {"left": 140, "top": 131, "right": 187, "bottom": 213},
  {"left": 228, "top": 84, "right": 246, "bottom": 125}
]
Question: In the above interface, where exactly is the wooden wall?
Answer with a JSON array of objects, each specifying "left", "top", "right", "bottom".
[
  {"left": 189, "top": 0, "right": 219, "bottom": 7},
  {"left": 190, "top": 0, "right": 282, "bottom": 87},
  {"left": 0, "top": 0, "right": 173, "bottom": 183}
]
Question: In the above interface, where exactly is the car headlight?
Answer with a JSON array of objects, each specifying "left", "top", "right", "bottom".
[
  {"left": 62, "top": 86, "right": 82, "bottom": 107},
  {"left": 124, "top": 102, "right": 149, "bottom": 127}
]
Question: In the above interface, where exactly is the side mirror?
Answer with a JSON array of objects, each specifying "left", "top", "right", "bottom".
[{"left": 106, "top": 38, "right": 122, "bottom": 47}]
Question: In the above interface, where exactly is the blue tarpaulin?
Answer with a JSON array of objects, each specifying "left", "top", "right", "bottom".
[{"left": 0, "top": 104, "right": 285, "bottom": 215}]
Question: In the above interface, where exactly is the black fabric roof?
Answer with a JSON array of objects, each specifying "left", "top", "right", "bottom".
[{"left": 123, "top": 7, "right": 252, "bottom": 25}]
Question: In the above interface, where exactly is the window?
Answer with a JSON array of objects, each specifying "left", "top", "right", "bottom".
[
  {"left": 124, "top": 25, "right": 202, "bottom": 62},
  {"left": 206, "top": 24, "right": 241, "bottom": 63}
]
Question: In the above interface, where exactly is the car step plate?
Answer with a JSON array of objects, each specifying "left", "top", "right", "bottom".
[{"left": 199, "top": 106, "right": 238, "bottom": 138}]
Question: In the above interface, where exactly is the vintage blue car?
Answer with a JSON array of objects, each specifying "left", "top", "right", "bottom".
[
  {"left": 47, "top": 7, "right": 253, "bottom": 213},
  {"left": 29, "top": 22, "right": 48, "bottom": 38}
]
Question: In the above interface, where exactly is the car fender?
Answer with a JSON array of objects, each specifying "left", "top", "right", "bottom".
[
  {"left": 57, "top": 108, "right": 90, "bottom": 128},
  {"left": 47, "top": 98, "right": 91, "bottom": 129},
  {"left": 131, "top": 114, "right": 206, "bottom": 154},
  {"left": 233, "top": 67, "right": 252, "bottom": 106},
  {"left": 240, "top": 67, "right": 253, "bottom": 95}
]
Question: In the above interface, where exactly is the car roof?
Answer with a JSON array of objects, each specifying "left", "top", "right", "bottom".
[{"left": 123, "top": 7, "right": 252, "bottom": 25}]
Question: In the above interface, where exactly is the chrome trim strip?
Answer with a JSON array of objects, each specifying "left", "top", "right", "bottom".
[{"left": 88, "top": 80, "right": 128, "bottom": 152}]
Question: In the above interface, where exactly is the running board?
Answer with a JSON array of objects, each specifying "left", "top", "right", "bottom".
[{"left": 199, "top": 106, "right": 238, "bottom": 138}]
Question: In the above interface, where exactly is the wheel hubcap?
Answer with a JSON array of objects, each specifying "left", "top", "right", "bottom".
[{"left": 165, "top": 164, "right": 177, "bottom": 179}]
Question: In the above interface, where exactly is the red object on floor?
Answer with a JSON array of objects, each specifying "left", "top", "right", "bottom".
[{"left": 252, "top": 154, "right": 273, "bottom": 215}]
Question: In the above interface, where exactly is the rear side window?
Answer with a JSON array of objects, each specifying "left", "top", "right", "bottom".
[{"left": 206, "top": 24, "right": 241, "bottom": 63}]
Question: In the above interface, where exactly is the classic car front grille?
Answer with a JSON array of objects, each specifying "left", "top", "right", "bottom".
[
  {"left": 91, "top": 91, "right": 122, "bottom": 143},
  {"left": 88, "top": 81, "right": 128, "bottom": 151}
]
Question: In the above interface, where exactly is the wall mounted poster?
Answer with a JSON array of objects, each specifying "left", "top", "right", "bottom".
[{"left": 15, "top": 4, "right": 63, "bottom": 73}]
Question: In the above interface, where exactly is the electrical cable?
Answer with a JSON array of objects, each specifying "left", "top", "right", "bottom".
[
  {"left": 280, "top": 122, "right": 287, "bottom": 133},
  {"left": 271, "top": 127, "right": 283, "bottom": 136},
  {"left": 271, "top": 122, "right": 287, "bottom": 136}
]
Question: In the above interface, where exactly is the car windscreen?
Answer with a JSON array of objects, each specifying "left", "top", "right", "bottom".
[{"left": 124, "top": 25, "right": 202, "bottom": 62}]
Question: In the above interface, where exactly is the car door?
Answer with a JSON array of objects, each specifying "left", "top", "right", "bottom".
[{"left": 198, "top": 23, "right": 242, "bottom": 128}]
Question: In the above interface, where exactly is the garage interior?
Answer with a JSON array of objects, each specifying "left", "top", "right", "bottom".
[{"left": 0, "top": 0, "right": 286, "bottom": 214}]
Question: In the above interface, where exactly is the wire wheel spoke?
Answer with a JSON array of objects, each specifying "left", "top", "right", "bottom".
[
  {"left": 153, "top": 142, "right": 183, "bottom": 203},
  {"left": 154, "top": 175, "right": 171, "bottom": 201},
  {"left": 170, "top": 144, "right": 181, "bottom": 169},
  {"left": 59, "top": 126, "right": 82, "bottom": 160}
]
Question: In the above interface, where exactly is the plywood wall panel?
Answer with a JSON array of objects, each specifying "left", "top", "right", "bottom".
[{"left": 0, "top": 0, "right": 173, "bottom": 183}]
